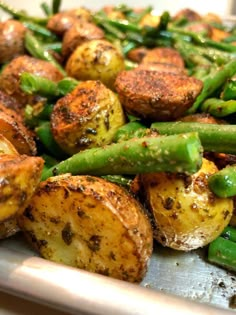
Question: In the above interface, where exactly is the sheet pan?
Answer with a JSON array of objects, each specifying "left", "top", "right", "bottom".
[
  {"left": 0, "top": 2, "right": 236, "bottom": 314},
  {"left": 0, "top": 234, "right": 235, "bottom": 314}
]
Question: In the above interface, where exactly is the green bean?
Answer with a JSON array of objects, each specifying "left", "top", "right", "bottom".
[
  {"left": 208, "top": 165, "right": 236, "bottom": 198},
  {"left": 113, "top": 121, "right": 147, "bottom": 142},
  {"left": 221, "top": 226, "right": 236, "bottom": 243},
  {"left": 200, "top": 98, "right": 236, "bottom": 117},
  {"left": 41, "top": 132, "right": 203, "bottom": 181},
  {"left": 36, "top": 121, "right": 68, "bottom": 159},
  {"left": 186, "top": 58, "right": 236, "bottom": 114},
  {"left": 22, "top": 21, "right": 58, "bottom": 40},
  {"left": 20, "top": 72, "right": 59, "bottom": 97},
  {"left": 57, "top": 77, "right": 80, "bottom": 95},
  {"left": 169, "top": 26, "right": 236, "bottom": 52},
  {"left": 0, "top": 0, "right": 48, "bottom": 24},
  {"left": 40, "top": 2, "right": 52, "bottom": 16},
  {"left": 52, "top": 0, "right": 61, "bottom": 14},
  {"left": 101, "top": 175, "right": 133, "bottom": 189},
  {"left": 151, "top": 121, "right": 236, "bottom": 154},
  {"left": 221, "top": 79, "right": 236, "bottom": 101},
  {"left": 24, "top": 31, "right": 66, "bottom": 76},
  {"left": 208, "top": 237, "right": 236, "bottom": 272},
  {"left": 24, "top": 103, "right": 54, "bottom": 127},
  {"left": 42, "top": 42, "right": 62, "bottom": 54}
]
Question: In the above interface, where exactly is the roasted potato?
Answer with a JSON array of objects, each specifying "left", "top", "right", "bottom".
[
  {"left": 62, "top": 21, "right": 104, "bottom": 58},
  {"left": 140, "top": 158, "right": 233, "bottom": 251},
  {"left": 0, "top": 154, "right": 43, "bottom": 223},
  {"left": 51, "top": 80, "right": 126, "bottom": 155},
  {"left": 46, "top": 8, "right": 92, "bottom": 36},
  {"left": 0, "top": 103, "right": 37, "bottom": 155},
  {"left": 141, "top": 47, "right": 185, "bottom": 68},
  {"left": 17, "top": 174, "right": 153, "bottom": 282},
  {"left": 66, "top": 39, "right": 125, "bottom": 89},
  {"left": 115, "top": 69, "right": 203, "bottom": 121},
  {"left": 0, "top": 20, "right": 26, "bottom": 64},
  {"left": 0, "top": 55, "right": 64, "bottom": 107},
  {"left": 0, "top": 134, "right": 19, "bottom": 238},
  {"left": 0, "top": 215, "right": 20, "bottom": 239}
]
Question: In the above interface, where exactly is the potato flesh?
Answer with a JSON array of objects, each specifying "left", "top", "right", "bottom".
[
  {"left": 141, "top": 158, "right": 233, "bottom": 251},
  {"left": 17, "top": 175, "right": 153, "bottom": 282},
  {"left": 0, "top": 154, "right": 44, "bottom": 222}
]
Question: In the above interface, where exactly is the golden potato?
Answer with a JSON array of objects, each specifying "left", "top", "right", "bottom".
[
  {"left": 140, "top": 158, "right": 233, "bottom": 251},
  {"left": 51, "top": 80, "right": 126, "bottom": 155},
  {"left": 17, "top": 174, "right": 153, "bottom": 282},
  {"left": 0, "top": 103, "right": 37, "bottom": 156},
  {"left": 0, "top": 154, "right": 44, "bottom": 222},
  {"left": 65, "top": 39, "right": 125, "bottom": 89}
]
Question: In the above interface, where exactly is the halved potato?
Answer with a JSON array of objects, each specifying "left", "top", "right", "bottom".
[
  {"left": 0, "top": 154, "right": 44, "bottom": 222},
  {"left": 0, "top": 103, "right": 37, "bottom": 155},
  {"left": 140, "top": 158, "right": 233, "bottom": 251},
  {"left": 17, "top": 174, "right": 153, "bottom": 282},
  {"left": 66, "top": 39, "right": 125, "bottom": 89},
  {"left": 51, "top": 80, "right": 126, "bottom": 155}
]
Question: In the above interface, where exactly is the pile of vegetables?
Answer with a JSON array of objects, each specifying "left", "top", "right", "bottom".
[{"left": 0, "top": 0, "right": 236, "bottom": 283}]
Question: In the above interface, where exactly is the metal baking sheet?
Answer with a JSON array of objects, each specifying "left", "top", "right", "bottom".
[
  {"left": 0, "top": 1, "right": 235, "bottom": 314},
  {"left": 0, "top": 234, "right": 235, "bottom": 314}
]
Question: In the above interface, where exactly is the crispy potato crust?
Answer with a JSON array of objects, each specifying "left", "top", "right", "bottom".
[
  {"left": 18, "top": 175, "right": 153, "bottom": 282},
  {"left": 141, "top": 47, "right": 185, "bottom": 68},
  {"left": 51, "top": 80, "right": 125, "bottom": 154},
  {"left": 0, "top": 103, "right": 37, "bottom": 155},
  {"left": 115, "top": 69, "right": 203, "bottom": 121}
]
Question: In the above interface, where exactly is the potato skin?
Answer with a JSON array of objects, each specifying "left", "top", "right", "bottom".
[
  {"left": 0, "top": 20, "right": 26, "bottom": 64},
  {"left": 0, "top": 55, "right": 64, "bottom": 107},
  {"left": 62, "top": 21, "right": 104, "bottom": 58},
  {"left": 141, "top": 47, "right": 185, "bottom": 68},
  {"left": 140, "top": 158, "right": 233, "bottom": 251},
  {"left": 115, "top": 69, "right": 203, "bottom": 121},
  {"left": 51, "top": 80, "right": 126, "bottom": 155},
  {"left": 0, "top": 103, "right": 37, "bottom": 156},
  {"left": 66, "top": 39, "right": 125, "bottom": 89},
  {"left": 0, "top": 154, "right": 44, "bottom": 222},
  {"left": 17, "top": 175, "right": 153, "bottom": 282}
]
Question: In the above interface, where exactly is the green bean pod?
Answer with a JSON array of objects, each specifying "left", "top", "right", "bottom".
[
  {"left": 208, "top": 237, "right": 236, "bottom": 272},
  {"left": 200, "top": 98, "right": 236, "bottom": 117},
  {"left": 151, "top": 121, "right": 236, "bottom": 154},
  {"left": 208, "top": 165, "right": 236, "bottom": 198},
  {"left": 41, "top": 132, "right": 203, "bottom": 181}
]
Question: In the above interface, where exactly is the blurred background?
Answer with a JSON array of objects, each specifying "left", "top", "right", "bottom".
[{"left": 1, "top": 0, "right": 235, "bottom": 17}]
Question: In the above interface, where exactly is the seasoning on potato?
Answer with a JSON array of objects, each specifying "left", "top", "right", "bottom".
[
  {"left": 17, "top": 174, "right": 153, "bottom": 282},
  {"left": 140, "top": 158, "right": 233, "bottom": 251},
  {"left": 65, "top": 39, "right": 125, "bottom": 89},
  {"left": 51, "top": 80, "right": 126, "bottom": 154}
]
